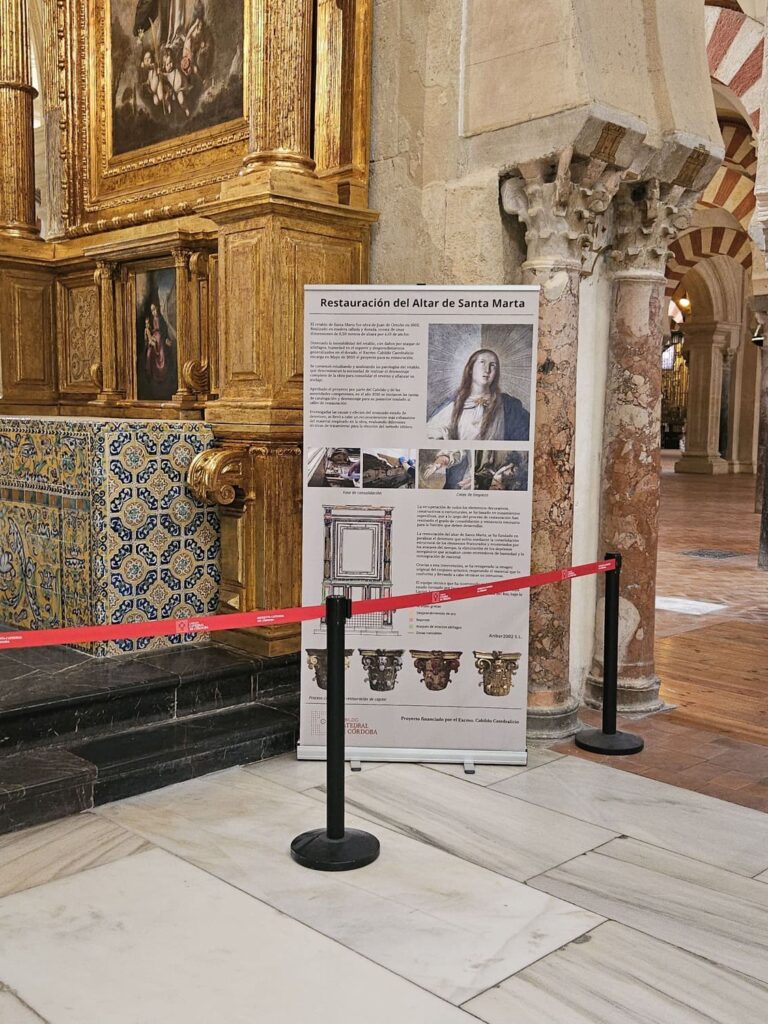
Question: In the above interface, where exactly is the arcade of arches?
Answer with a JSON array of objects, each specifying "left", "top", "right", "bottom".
[{"left": 0, "top": 2, "right": 765, "bottom": 809}]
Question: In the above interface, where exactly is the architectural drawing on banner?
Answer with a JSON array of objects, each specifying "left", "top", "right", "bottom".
[
  {"left": 362, "top": 450, "right": 416, "bottom": 489},
  {"left": 321, "top": 505, "right": 394, "bottom": 631},
  {"left": 474, "top": 651, "right": 522, "bottom": 697},
  {"left": 426, "top": 324, "right": 532, "bottom": 442},
  {"left": 418, "top": 449, "right": 472, "bottom": 490},
  {"left": 410, "top": 650, "right": 463, "bottom": 692},
  {"left": 305, "top": 648, "right": 354, "bottom": 690},
  {"left": 307, "top": 448, "right": 361, "bottom": 488},
  {"left": 474, "top": 451, "right": 529, "bottom": 491},
  {"left": 360, "top": 649, "right": 405, "bottom": 691}
]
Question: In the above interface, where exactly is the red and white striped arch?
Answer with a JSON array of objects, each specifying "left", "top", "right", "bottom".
[
  {"left": 699, "top": 122, "right": 757, "bottom": 226},
  {"left": 705, "top": 6, "right": 764, "bottom": 130},
  {"left": 665, "top": 227, "right": 752, "bottom": 295}
]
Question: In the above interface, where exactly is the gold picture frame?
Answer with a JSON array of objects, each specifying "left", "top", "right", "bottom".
[{"left": 63, "top": 1, "right": 250, "bottom": 228}]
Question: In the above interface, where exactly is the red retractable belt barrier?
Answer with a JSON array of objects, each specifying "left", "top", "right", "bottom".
[{"left": 0, "top": 558, "right": 616, "bottom": 651}]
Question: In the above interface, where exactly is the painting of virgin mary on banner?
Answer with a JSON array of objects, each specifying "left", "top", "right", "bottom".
[{"left": 110, "top": 0, "right": 244, "bottom": 156}]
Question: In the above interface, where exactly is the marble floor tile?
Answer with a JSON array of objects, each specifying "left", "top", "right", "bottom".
[
  {"left": 428, "top": 747, "right": 563, "bottom": 787},
  {"left": 464, "top": 920, "right": 768, "bottom": 1024},
  {"left": 242, "top": 751, "right": 385, "bottom": 792},
  {"left": 0, "top": 848, "right": 475, "bottom": 1024},
  {"left": 493, "top": 756, "right": 768, "bottom": 876},
  {"left": 528, "top": 836, "right": 768, "bottom": 983},
  {"left": 310, "top": 763, "right": 615, "bottom": 880},
  {"left": 0, "top": 987, "right": 47, "bottom": 1023},
  {"left": 97, "top": 768, "right": 602, "bottom": 1004},
  {"left": 0, "top": 812, "right": 150, "bottom": 899}
]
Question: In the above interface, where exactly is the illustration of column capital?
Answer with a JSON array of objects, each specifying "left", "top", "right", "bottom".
[
  {"left": 360, "top": 650, "right": 404, "bottom": 691},
  {"left": 501, "top": 148, "right": 622, "bottom": 270},
  {"left": 409, "top": 651, "right": 462, "bottom": 692},
  {"left": 610, "top": 180, "right": 696, "bottom": 279}
]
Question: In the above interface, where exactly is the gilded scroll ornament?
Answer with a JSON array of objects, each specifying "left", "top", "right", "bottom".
[{"left": 187, "top": 446, "right": 246, "bottom": 505}]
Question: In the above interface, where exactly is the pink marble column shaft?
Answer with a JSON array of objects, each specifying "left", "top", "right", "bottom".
[
  {"left": 586, "top": 271, "right": 666, "bottom": 711},
  {"left": 524, "top": 259, "right": 581, "bottom": 737}
]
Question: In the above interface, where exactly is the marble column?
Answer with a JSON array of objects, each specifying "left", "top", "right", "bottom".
[
  {"left": 586, "top": 181, "right": 693, "bottom": 713},
  {"left": 755, "top": 314, "right": 768, "bottom": 513},
  {"left": 760, "top": 461, "right": 768, "bottom": 569},
  {"left": 0, "top": 0, "right": 37, "bottom": 237},
  {"left": 502, "top": 151, "right": 619, "bottom": 738},
  {"left": 675, "top": 323, "right": 739, "bottom": 475},
  {"left": 242, "top": 0, "right": 317, "bottom": 175}
]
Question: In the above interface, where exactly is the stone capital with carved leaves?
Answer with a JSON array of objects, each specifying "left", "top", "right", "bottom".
[
  {"left": 501, "top": 148, "right": 622, "bottom": 271},
  {"left": 610, "top": 180, "right": 696, "bottom": 280}
]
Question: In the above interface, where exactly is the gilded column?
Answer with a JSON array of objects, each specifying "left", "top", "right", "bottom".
[
  {"left": 0, "top": 0, "right": 37, "bottom": 237},
  {"left": 171, "top": 247, "right": 197, "bottom": 406},
  {"left": 93, "top": 261, "right": 121, "bottom": 403},
  {"left": 586, "top": 181, "right": 693, "bottom": 713},
  {"left": 242, "top": 0, "right": 316, "bottom": 175},
  {"left": 502, "top": 151, "right": 619, "bottom": 738}
]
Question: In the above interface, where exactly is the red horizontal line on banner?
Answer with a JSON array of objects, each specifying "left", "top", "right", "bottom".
[{"left": 0, "top": 559, "right": 615, "bottom": 652}]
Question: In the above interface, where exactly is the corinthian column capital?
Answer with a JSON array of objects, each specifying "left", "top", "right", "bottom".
[
  {"left": 501, "top": 148, "right": 622, "bottom": 271},
  {"left": 610, "top": 180, "right": 696, "bottom": 279}
]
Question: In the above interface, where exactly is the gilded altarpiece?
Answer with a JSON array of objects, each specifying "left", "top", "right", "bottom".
[
  {"left": 47, "top": 1, "right": 250, "bottom": 235},
  {"left": 0, "top": 0, "right": 375, "bottom": 659}
]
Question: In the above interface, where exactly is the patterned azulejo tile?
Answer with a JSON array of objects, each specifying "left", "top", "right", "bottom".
[{"left": 0, "top": 417, "right": 220, "bottom": 657}]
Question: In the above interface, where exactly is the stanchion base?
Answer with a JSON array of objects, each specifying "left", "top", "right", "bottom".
[
  {"left": 290, "top": 828, "right": 380, "bottom": 871},
  {"left": 575, "top": 728, "right": 644, "bottom": 756}
]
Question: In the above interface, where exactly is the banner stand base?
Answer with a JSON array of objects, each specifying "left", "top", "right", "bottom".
[
  {"left": 291, "top": 828, "right": 381, "bottom": 871},
  {"left": 297, "top": 744, "right": 528, "bottom": 766}
]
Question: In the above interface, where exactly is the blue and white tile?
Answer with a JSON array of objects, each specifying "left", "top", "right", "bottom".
[
  {"left": 464, "top": 920, "right": 768, "bottom": 1024},
  {"left": 306, "top": 762, "right": 615, "bottom": 881},
  {"left": 0, "top": 849, "right": 474, "bottom": 1024},
  {"left": 528, "top": 836, "right": 768, "bottom": 983},
  {"left": 97, "top": 768, "right": 602, "bottom": 1004},
  {"left": 493, "top": 755, "right": 768, "bottom": 876}
]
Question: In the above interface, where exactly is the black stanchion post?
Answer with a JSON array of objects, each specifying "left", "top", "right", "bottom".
[
  {"left": 575, "top": 553, "right": 644, "bottom": 756},
  {"left": 290, "top": 595, "right": 380, "bottom": 870}
]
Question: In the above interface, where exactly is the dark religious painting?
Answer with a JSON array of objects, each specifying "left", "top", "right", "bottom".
[
  {"left": 136, "top": 269, "right": 178, "bottom": 401},
  {"left": 110, "top": 1, "right": 245, "bottom": 156}
]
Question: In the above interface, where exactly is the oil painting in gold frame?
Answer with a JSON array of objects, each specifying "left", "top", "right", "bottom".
[{"left": 70, "top": 1, "right": 249, "bottom": 224}]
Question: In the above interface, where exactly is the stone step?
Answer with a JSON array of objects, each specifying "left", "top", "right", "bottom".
[
  {"left": 69, "top": 699, "right": 299, "bottom": 806},
  {"left": 0, "top": 749, "right": 97, "bottom": 835},
  {"left": 0, "top": 643, "right": 298, "bottom": 752},
  {"left": 0, "top": 699, "right": 298, "bottom": 836}
]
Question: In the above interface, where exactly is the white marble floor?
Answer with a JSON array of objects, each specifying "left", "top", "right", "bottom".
[{"left": 0, "top": 751, "right": 766, "bottom": 1023}]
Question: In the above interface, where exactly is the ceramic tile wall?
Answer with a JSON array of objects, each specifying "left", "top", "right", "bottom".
[{"left": 0, "top": 417, "right": 219, "bottom": 656}]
